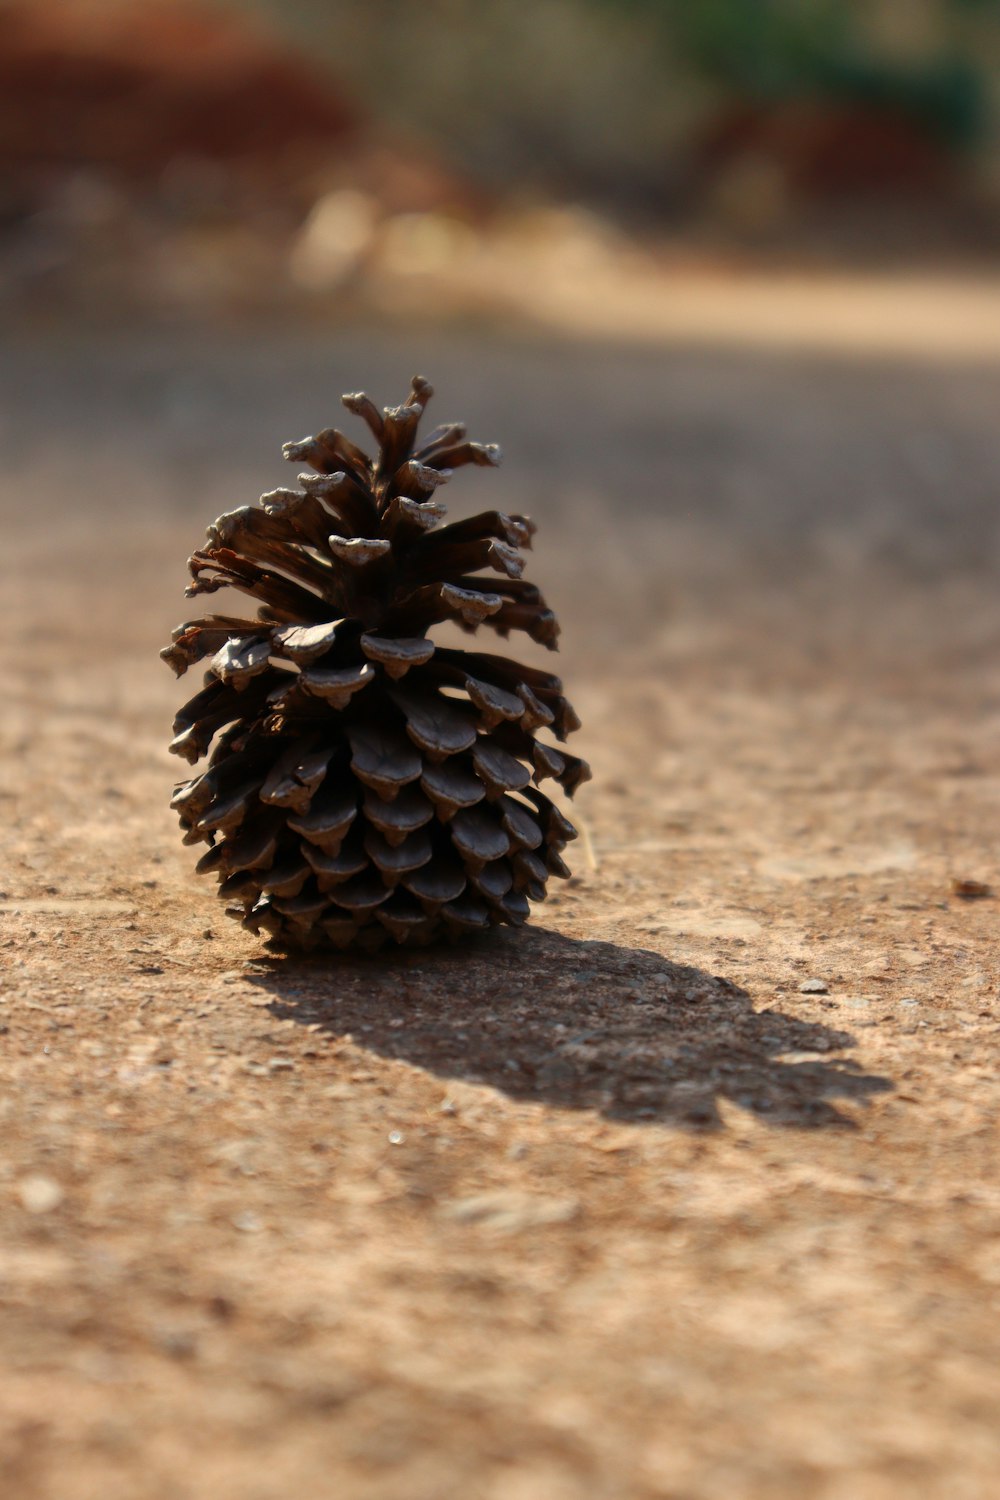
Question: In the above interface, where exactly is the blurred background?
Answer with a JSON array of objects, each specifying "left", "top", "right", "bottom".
[{"left": 5, "top": 0, "right": 1000, "bottom": 325}]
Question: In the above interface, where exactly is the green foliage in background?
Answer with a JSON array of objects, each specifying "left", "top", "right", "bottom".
[
  {"left": 665, "top": 0, "right": 852, "bottom": 98},
  {"left": 591, "top": 0, "right": 997, "bottom": 143}
]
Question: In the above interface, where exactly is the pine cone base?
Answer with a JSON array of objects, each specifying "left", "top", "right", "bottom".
[{"left": 163, "top": 377, "right": 589, "bottom": 952}]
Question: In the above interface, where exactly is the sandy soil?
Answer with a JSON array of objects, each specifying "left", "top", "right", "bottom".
[{"left": 2, "top": 321, "right": 1000, "bottom": 1500}]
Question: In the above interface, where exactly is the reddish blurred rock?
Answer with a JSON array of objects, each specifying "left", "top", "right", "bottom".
[
  {"left": 0, "top": 0, "right": 360, "bottom": 193},
  {"left": 697, "top": 100, "right": 953, "bottom": 204}
]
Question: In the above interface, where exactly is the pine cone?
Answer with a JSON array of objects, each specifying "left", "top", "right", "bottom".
[{"left": 162, "top": 376, "right": 589, "bottom": 952}]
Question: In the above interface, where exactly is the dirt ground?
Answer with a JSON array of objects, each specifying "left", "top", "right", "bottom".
[{"left": 2, "top": 316, "right": 1000, "bottom": 1500}]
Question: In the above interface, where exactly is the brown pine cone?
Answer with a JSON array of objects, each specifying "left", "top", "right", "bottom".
[{"left": 162, "top": 376, "right": 589, "bottom": 951}]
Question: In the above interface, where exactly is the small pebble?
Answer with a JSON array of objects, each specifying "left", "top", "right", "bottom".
[
  {"left": 155, "top": 1328, "right": 198, "bottom": 1360},
  {"left": 18, "top": 1175, "right": 64, "bottom": 1214},
  {"left": 952, "top": 878, "right": 992, "bottom": 899},
  {"left": 799, "top": 978, "right": 829, "bottom": 994},
  {"left": 232, "top": 1211, "right": 263, "bottom": 1233},
  {"left": 388, "top": 1131, "right": 404, "bottom": 1145},
  {"left": 267, "top": 1057, "right": 295, "bottom": 1072}
]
